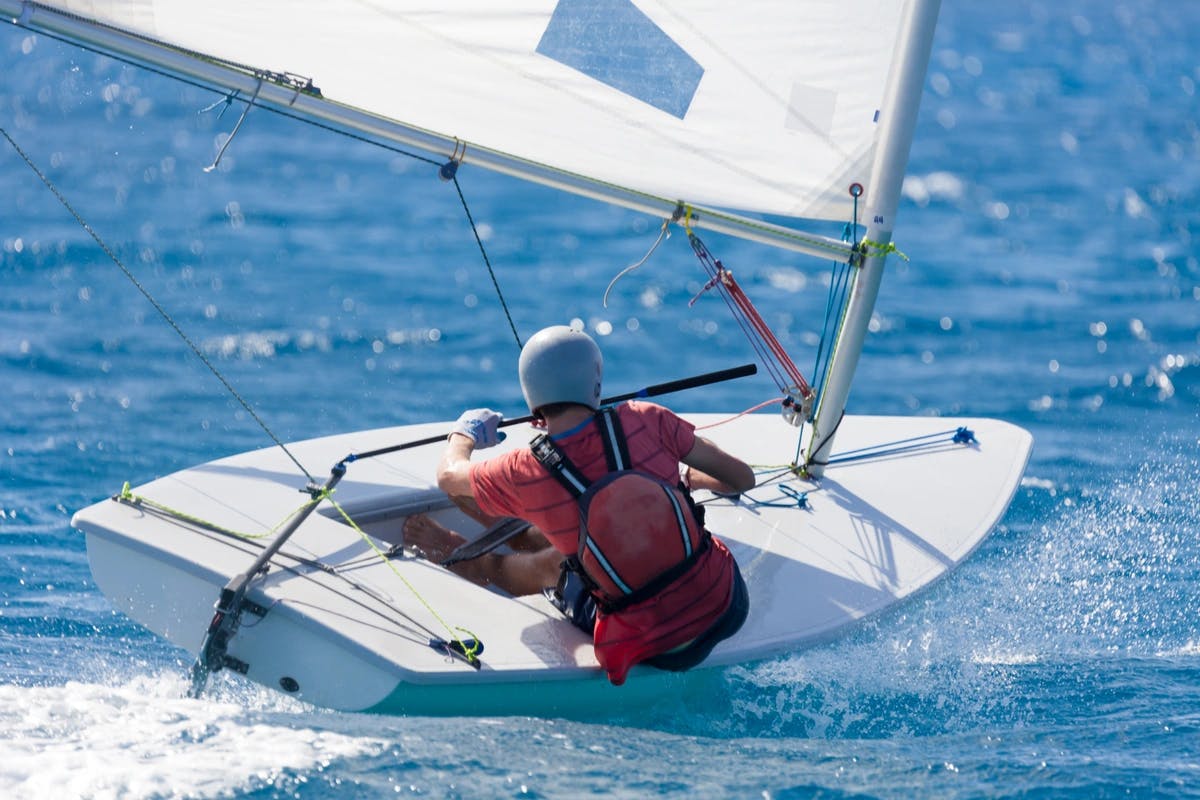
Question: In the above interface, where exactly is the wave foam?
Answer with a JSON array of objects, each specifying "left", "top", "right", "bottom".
[{"left": 0, "top": 673, "right": 387, "bottom": 799}]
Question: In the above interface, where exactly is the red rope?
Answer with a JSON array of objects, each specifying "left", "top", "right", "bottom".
[
  {"left": 694, "top": 397, "right": 783, "bottom": 430},
  {"left": 718, "top": 270, "right": 811, "bottom": 396},
  {"left": 687, "top": 231, "right": 811, "bottom": 400}
]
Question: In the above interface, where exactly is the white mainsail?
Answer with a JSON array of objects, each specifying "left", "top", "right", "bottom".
[{"left": 6, "top": 0, "right": 913, "bottom": 254}]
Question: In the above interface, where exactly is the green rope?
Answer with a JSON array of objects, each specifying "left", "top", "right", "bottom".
[
  {"left": 859, "top": 238, "right": 910, "bottom": 262},
  {"left": 322, "top": 492, "right": 482, "bottom": 664},
  {"left": 116, "top": 481, "right": 297, "bottom": 540},
  {"left": 115, "top": 481, "right": 481, "bottom": 665}
]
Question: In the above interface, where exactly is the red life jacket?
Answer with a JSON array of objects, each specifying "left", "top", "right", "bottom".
[{"left": 531, "top": 406, "right": 735, "bottom": 685}]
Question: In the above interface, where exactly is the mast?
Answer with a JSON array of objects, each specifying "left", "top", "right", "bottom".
[
  {"left": 804, "top": 0, "right": 942, "bottom": 477},
  {"left": 1, "top": 0, "right": 853, "bottom": 263}
]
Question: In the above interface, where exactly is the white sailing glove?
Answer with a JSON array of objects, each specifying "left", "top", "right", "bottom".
[{"left": 452, "top": 408, "right": 506, "bottom": 448}]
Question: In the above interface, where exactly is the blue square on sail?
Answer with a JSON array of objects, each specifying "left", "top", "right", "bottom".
[{"left": 537, "top": 0, "right": 703, "bottom": 119}]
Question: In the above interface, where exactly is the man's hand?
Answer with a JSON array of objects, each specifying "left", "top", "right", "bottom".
[{"left": 451, "top": 408, "right": 506, "bottom": 449}]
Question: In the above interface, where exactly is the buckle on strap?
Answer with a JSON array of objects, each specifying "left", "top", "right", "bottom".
[{"left": 530, "top": 433, "right": 562, "bottom": 468}]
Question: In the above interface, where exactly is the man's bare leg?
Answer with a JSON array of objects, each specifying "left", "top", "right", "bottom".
[
  {"left": 507, "top": 526, "right": 551, "bottom": 552},
  {"left": 402, "top": 513, "right": 466, "bottom": 563},
  {"left": 403, "top": 513, "right": 563, "bottom": 596},
  {"left": 444, "top": 497, "right": 549, "bottom": 552}
]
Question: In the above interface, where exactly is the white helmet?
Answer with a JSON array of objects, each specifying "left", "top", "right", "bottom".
[{"left": 519, "top": 325, "right": 603, "bottom": 413}]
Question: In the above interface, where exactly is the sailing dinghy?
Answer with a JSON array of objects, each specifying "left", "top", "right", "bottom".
[{"left": 6, "top": 0, "right": 1032, "bottom": 716}]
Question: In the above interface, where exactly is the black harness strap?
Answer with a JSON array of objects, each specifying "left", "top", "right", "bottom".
[
  {"left": 595, "top": 406, "right": 632, "bottom": 470},
  {"left": 530, "top": 407, "right": 626, "bottom": 596},
  {"left": 530, "top": 406, "right": 708, "bottom": 612},
  {"left": 602, "top": 534, "right": 709, "bottom": 613},
  {"left": 529, "top": 406, "right": 625, "bottom": 497}
]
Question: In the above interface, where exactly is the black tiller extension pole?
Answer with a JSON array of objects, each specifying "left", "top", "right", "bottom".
[{"left": 348, "top": 363, "right": 758, "bottom": 463}]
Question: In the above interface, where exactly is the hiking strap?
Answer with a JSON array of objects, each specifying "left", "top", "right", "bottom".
[{"left": 439, "top": 516, "right": 534, "bottom": 567}]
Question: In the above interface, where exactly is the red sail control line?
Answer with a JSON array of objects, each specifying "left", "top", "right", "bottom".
[
  {"left": 720, "top": 270, "right": 811, "bottom": 396},
  {"left": 687, "top": 232, "right": 812, "bottom": 400}
]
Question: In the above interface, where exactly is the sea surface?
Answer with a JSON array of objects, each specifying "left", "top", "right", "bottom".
[{"left": 2, "top": 1, "right": 1199, "bottom": 797}]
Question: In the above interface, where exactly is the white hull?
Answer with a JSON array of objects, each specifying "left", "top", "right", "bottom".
[{"left": 73, "top": 412, "right": 1031, "bottom": 715}]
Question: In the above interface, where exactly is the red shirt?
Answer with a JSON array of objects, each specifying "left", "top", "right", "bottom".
[{"left": 469, "top": 400, "right": 696, "bottom": 554}]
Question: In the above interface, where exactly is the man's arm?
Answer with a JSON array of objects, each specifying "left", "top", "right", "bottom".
[
  {"left": 681, "top": 437, "right": 756, "bottom": 494},
  {"left": 437, "top": 432, "right": 477, "bottom": 501},
  {"left": 437, "top": 407, "right": 506, "bottom": 505}
]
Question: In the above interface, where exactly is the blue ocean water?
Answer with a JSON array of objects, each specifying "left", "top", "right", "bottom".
[{"left": 2, "top": 0, "right": 1199, "bottom": 796}]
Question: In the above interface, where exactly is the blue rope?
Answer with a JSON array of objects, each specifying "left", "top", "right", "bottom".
[
  {"left": 779, "top": 484, "right": 809, "bottom": 509},
  {"left": 809, "top": 192, "right": 859, "bottom": 415},
  {"left": 825, "top": 427, "right": 977, "bottom": 466},
  {"left": 811, "top": 257, "right": 852, "bottom": 399}
]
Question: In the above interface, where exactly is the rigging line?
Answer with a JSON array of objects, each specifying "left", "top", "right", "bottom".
[
  {"left": 450, "top": 175, "right": 522, "bottom": 350},
  {"left": 704, "top": 275, "right": 789, "bottom": 390},
  {"left": 748, "top": 466, "right": 807, "bottom": 489},
  {"left": 792, "top": 423, "right": 805, "bottom": 469},
  {"left": 693, "top": 397, "right": 782, "bottom": 430},
  {"left": 802, "top": 187, "right": 863, "bottom": 467},
  {"left": 688, "top": 232, "right": 805, "bottom": 395},
  {"left": 198, "top": 90, "right": 238, "bottom": 118},
  {"left": 826, "top": 440, "right": 964, "bottom": 466},
  {"left": 823, "top": 428, "right": 973, "bottom": 464},
  {"left": 804, "top": 409, "right": 846, "bottom": 469},
  {"left": 118, "top": 482, "right": 276, "bottom": 540},
  {"left": 829, "top": 428, "right": 963, "bottom": 458},
  {"left": 282, "top": 599, "right": 438, "bottom": 649},
  {"left": 812, "top": 189, "right": 861, "bottom": 400},
  {"left": 811, "top": 256, "right": 852, "bottom": 398},
  {"left": 254, "top": 553, "right": 455, "bottom": 648},
  {"left": 116, "top": 489, "right": 456, "bottom": 645},
  {"left": 237, "top": 101, "right": 440, "bottom": 167},
  {"left": 602, "top": 218, "right": 671, "bottom": 308},
  {"left": 325, "top": 492, "right": 482, "bottom": 664},
  {"left": 1, "top": 124, "right": 317, "bottom": 484},
  {"left": 687, "top": 236, "right": 784, "bottom": 388},
  {"left": 242, "top": 548, "right": 453, "bottom": 649},
  {"left": 203, "top": 77, "right": 262, "bottom": 173}
]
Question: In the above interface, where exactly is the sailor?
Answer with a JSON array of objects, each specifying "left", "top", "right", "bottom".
[{"left": 405, "top": 325, "right": 754, "bottom": 685}]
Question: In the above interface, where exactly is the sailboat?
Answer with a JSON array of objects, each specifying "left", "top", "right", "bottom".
[{"left": 5, "top": 0, "right": 1032, "bottom": 716}]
